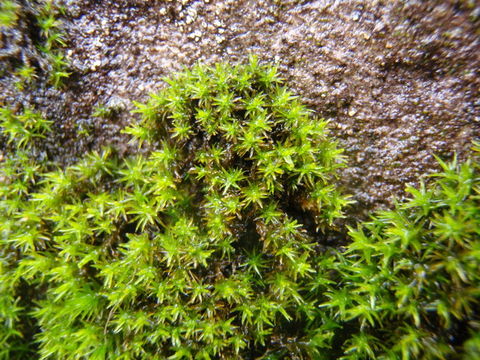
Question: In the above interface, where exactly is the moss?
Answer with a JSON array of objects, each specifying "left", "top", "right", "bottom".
[
  {"left": 0, "top": 0, "right": 19, "bottom": 28},
  {"left": 0, "top": 0, "right": 69, "bottom": 89},
  {"left": 1, "top": 57, "right": 350, "bottom": 359},
  {"left": 0, "top": 57, "right": 478, "bottom": 359},
  {"left": 317, "top": 144, "right": 480, "bottom": 359}
]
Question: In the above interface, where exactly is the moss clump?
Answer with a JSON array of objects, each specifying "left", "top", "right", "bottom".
[
  {"left": 0, "top": 106, "right": 53, "bottom": 360},
  {"left": 1, "top": 57, "right": 478, "bottom": 359},
  {"left": 317, "top": 146, "right": 480, "bottom": 359},
  {"left": 1, "top": 57, "right": 350, "bottom": 359},
  {"left": 0, "top": 0, "right": 69, "bottom": 88},
  {"left": 0, "top": 107, "right": 52, "bottom": 148}
]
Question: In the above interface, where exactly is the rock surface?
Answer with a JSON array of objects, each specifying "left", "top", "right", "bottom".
[{"left": 1, "top": 0, "right": 479, "bottom": 221}]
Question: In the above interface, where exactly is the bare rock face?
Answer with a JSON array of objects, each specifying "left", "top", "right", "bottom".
[{"left": 1, "top": 0, "right": 479, "bottom": 220}]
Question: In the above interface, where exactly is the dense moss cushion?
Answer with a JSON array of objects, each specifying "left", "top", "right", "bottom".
[
  {"left": 1, "top": 57, "right": 478, "bottom": 359},
  {"left": 1, "top": 57, "right": 350, "bottom": 359}
]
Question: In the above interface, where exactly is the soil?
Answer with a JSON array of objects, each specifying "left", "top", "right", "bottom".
[{"left": 1, "top": 0, "right": 479, "bottom": 221}]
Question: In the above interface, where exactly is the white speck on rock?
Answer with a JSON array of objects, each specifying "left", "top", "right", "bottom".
[{"left": 91, "top": 59, "right": 102, "bottom": 70}]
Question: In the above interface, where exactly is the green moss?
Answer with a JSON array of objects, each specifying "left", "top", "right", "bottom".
[
  {"left": 0, "top": 106, "right": 53, "bottom": 359},
  {"left": 317, "top": 144, "right": 480, "bottom": 359},
  {"left": 93, "top": 105, "right": 116, "bottom": 120},
  {"left": 1, "top": 57, "right": 350, "bottom": 359},
  {"left": 0, "top": 106, "right": 52, "bottom": 149},
  {"left": 0, "top": 0, "right": 69, "bottom": 89},
  {"left": 1, "top": 58, "right": 478, "bottom": 359},
  {"left": 14, "top": 65, "right": 37, "bottom": 90},
  {"left": 0, "top": 0, "right": 19, "bottom": 28}
]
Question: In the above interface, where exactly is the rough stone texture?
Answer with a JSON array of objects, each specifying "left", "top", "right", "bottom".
[{"left": 1, "top": 0, "right": 479, "bottom": 221}]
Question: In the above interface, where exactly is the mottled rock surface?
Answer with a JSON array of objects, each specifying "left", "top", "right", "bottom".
[{"left": 1, "top": 0, "right": 479, "bottom": 221}]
